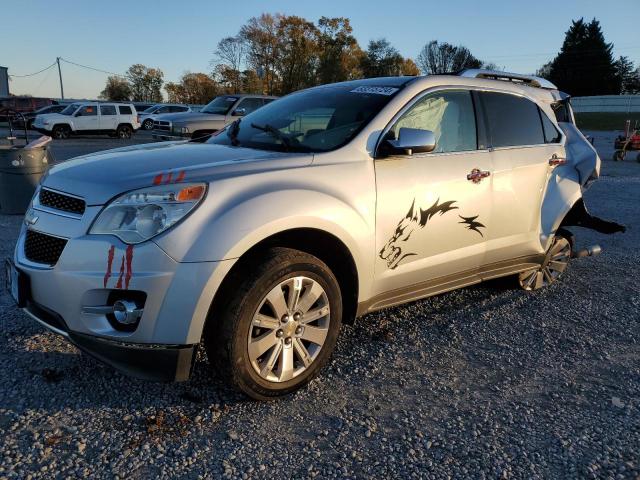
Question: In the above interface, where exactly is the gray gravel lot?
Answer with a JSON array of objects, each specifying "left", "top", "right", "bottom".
[{"left": 0, "top": 130, "right": 638, "bottom": 479}]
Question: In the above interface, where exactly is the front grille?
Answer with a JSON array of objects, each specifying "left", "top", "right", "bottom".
[
  {"left": 24, "top": 230, "right": 68, "bottom": 266},
  {"left": 153, "top": 120, "right": 171, "bottom": 132},
  {"left": 39, "top": 189, "right": 86, "bottom": 215}
]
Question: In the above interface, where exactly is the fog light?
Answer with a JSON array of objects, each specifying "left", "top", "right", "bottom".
[{"left": 112, "top": 300, "right": 143, "bottom": 325}]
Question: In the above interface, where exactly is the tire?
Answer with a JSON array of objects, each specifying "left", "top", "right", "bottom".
[
  {"left": 51, "top": 125, "right": 71, "bottom": 140},
  {"left": 142, "top": 119, "right": 153, "bottom": 130},
  {"left": 205, "top": 247, "right": 343, "bottom": 400},
  {"left": 613, "top": 150, "right": 624, "bottom": 161},
  {"left": 518, "top": 230, "right": 572, "bottom": 291},
  {"left": 116, "top": 124, "right": 133, "bottom": 139}
]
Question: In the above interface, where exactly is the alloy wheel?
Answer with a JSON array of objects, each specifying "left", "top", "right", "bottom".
[
  {"left": 247, "top": 276, "right": 330, "bottom": 383},
  {"left": 519, "top": 236, "right": 571, "bottom": 290}
]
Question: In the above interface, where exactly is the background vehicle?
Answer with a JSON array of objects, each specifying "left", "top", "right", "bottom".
[
  {"left": 139, "top": 104, "right": 191, "bottom": 130},
  {"left": 8, "top": 71, "right": 623, "bottom": 400},
  {"left": 17, "top": 104, "right": 66, "bottom": 129},
  {"left": 32, "top": 102, "right": 140, "bottom": 139},
  {"left": 152, "top": 94, "right": 276, "bottom": 141}
]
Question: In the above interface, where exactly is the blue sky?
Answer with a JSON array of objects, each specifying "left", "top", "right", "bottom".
[{"left": 3, "top": 0, "right": 639, "bottom": 99}]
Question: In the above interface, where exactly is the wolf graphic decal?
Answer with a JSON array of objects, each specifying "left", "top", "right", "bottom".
[{"left": 379, "top": 198, "right": 459, "bottom": 269}]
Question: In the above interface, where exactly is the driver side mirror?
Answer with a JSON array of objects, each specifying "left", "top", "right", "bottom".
[
  {"left": 232, "top": 108, "right": 246, "bottom": 117},
  {"left": 385, "top": 128, "right": 436, "bottom": 156}
]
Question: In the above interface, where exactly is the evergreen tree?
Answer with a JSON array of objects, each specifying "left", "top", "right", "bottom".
[{"left": 547, "top": 18, "right": 620, "bottom": 96}]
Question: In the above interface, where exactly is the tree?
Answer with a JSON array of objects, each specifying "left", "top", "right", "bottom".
[
  {"left": 213, "top": 64, "right": 243, "bottom": 93},
  {"left": 165, "top": 72, "right": 218, "bottom": 104},
  {"left": 316, "top": 17, "right": 362, "bottom": 84},
  {"left": 99, "top": 76, "right": 131, "bottom": 101},
  {"left": 127, "top": 64, "right": 165, "bottom": 102},
  {"left": 401, "top": 58, "right": 420, "bottom": 76},
  {"left": 360, "top": 39, "right": 404, "bottom": 77},
  {"left": 275, "top": 15, "right": 320, "bottom": 93},
  {"left": 546, "top": 18, "right": 620, "bottom": 96},
  {"left": 213, "top": 36, "right": 246, "bottom": 93},
  {"left": 416, "top": 40, "right": 482, "bottom": 74},
  {"left": 240, "top": 14, "right": 282, "bottom": 95},
  {"left": 616, "top": 56, "right": 640, "bottom": 94}
]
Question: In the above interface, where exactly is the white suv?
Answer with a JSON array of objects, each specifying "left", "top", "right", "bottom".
[{"left": 33, "top": 102, "right": 141, "bottom": 139}]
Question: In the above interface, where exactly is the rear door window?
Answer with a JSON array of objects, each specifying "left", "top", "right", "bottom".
[
  {"left": 118, "top": 105, "right": 132, "bottom": 115},
  {"left": 100, "top": 105, "right": 117, "bottom": 116},
  {"left": 480, "top": 92, "right": 545, "bottom": 148}
]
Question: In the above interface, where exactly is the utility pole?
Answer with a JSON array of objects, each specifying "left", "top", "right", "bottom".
[{"left": 56, "top": 57, "right": 64, "bottom": 99}]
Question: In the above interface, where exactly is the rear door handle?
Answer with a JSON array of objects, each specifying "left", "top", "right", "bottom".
[
  {"left": 467, "top": 168, "right": 491, "bottom": 183},
  {"left": 549, "top": 154, "right": 567, "bottom": 166}
]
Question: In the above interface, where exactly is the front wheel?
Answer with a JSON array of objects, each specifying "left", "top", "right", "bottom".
[
  {"left": 206, "top": 248, "right": 342, "bottom": 400},
  {"left": 142, "top": 119, "right": 153, "bottom": 130},
  {"left": 51, "top": 125, "right": 70, "bottom": 139}
]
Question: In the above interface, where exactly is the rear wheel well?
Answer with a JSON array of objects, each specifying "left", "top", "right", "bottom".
[{"left": 205, "top": 229, "right": 359, "bottom": 337}]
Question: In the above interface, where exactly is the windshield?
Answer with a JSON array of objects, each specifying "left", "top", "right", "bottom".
[
  {"left": 201, "top": 96, "right": 239, "bottom": 115},
  {"left": 208, "top": 84, "right": 401, "bottom": 153},
  {"left": 141, "top": 105, "right": 159, "bottom": 114},
  {"left": 60, "top": 103, "right": 81, "bottom": 115}
]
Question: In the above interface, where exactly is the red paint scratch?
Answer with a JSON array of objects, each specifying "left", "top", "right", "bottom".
[
  {"left": 164, "top": 172, "right": 173, "bottom": 184},
  {"left": 175, "top": 170, "right": 185, "bottom": 183},
  {"left": 153, "top": 173, "right": 163, "bottom": 185},
  {"left": 115, "top": 256, "right": 125, "bottom": 289},
  {"left": 103, "top": 245, "right": 115, "bottom": 288},
  {"left": 124, "top": 245, "right": 134, "bottom": 290},
  {"left": 152, "top": 170, "right": 185, "bottom": 186}
]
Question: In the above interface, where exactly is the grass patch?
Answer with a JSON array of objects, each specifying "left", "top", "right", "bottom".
[{"left": 575, "top": 112, "right": 640, "bottom": 131}]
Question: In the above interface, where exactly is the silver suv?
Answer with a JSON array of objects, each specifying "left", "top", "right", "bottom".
[
  {"left": 7, "top": 70, "right": 624, "bottom": 399},
  {"left": 152, "top": 94, "right": 276, "bottom": 142}
]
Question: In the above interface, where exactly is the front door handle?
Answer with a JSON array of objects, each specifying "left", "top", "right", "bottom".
[
  {"left": 549, "top": 154, "right": 567, "bottom": 166},
  {"left": 467, "top": 168, "right": 491, "bottom": 183}
]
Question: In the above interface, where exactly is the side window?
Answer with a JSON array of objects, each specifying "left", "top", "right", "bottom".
[
  {"left": 77, "top": 105, "right": 97, "bottom": 116},
  {"left": 481, "top": 92, "right": 544, "bottom": 147},
  {"left": 391, "top": 90, "right": 477, "bottom": 153},
  {"left": 172, "top": 106, "right": 188, "bottom": 112},
  {"left": 118, "top": 105, "right": 133, "bottom": 115},
  {"left": 235, "top": 98, "right": 264, "bottom": 115},
  {"left": 263, "top": 98, "right": 275, "bottom": 105},
  {"left": 157, "top": 106, "right": 171, "bottom": 114},
  {"left": 540, "top": 109, "right": 561, "bottom": 143},
  {"left": 100, "top": 105, "right": 117, "bottom": 116}
]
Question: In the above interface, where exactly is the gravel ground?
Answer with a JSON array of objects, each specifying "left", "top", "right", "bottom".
[{"left": 0, "top": 130, "right": 639, "bottom": 479}]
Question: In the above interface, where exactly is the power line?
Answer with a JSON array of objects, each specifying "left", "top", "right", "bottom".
[
  {"left": 59, "top": 57, "right": 129, "bottom": 78},
  {"left": 7, "top": 61, "right": 57, "bottom": 78}
]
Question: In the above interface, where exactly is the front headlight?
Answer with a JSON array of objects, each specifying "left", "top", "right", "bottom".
[
  {"left": 89, "top": 183, "right": 207, "bottom": 244},
  {"left": 172, "top": 124, "right": 189, "bottom": 135}
]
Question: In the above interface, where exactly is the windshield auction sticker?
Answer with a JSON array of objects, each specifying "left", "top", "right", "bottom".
[{"left": 350, "top": 86, "right": 399, "bottom": 96}]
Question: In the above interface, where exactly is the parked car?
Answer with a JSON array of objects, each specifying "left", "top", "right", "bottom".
[
  {"left": 152, "top": 94, "right": 276, "bottom": 141},
  {"left": 32, "top": 102, "right": 141, "bottom": 139},
  {"left": 15, "top": 104, "right": 66, "bottom": 129},
  {"left": 139, "top": 104, "right": 191, "bottom": 130},
  {"left": 7, "top": 71, "right": 624, "bottom": 400}
]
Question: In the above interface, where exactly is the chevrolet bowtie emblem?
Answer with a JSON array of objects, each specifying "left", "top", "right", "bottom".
[{"left": 24, "top": 210, "right": 39, "bottom": 226}]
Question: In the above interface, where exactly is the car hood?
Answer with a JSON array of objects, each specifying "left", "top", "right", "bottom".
[
  {"left": 157, "top": 112, "right": 225, "bottom": 124},
  {"left": 43, "top": 141, "right": 312, "bottom": 205}
]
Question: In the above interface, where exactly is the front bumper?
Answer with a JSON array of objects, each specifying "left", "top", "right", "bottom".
[
  {"left": 152, "top": 131, "right": 185, "bottom": 141},
  {"left": 23, "top": 300, "right": 195, "bottom": 381}
]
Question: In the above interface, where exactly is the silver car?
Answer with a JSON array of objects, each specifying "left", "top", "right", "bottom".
[
  {"left": 6, "top": 70, "right": 624, "bottom": 399},
  {"left": 151, "top": 94, "right": 276, "bottom": 142}
]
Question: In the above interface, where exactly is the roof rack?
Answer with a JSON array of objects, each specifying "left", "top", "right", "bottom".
[{"left": 459, "top": 69, "right": 557, "bottom": 90}]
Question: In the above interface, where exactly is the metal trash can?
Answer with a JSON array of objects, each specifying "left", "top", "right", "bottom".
[{"left": 0, "top": 108, "right": 51, "bottom": 214}]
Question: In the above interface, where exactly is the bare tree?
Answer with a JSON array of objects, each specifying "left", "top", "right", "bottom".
[
  {"left": 212, "top": 36, "right": 246, "bottom": 93},
  {"left": 416, "top": 40, "right": 482, "bottom": 74}
]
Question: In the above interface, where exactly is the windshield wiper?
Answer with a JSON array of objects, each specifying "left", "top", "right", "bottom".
[
  {"left": 227, "top": 119, "right": 241, "bottom": 146},
  {"left": 250, "top": 123, "right": 295, "bottom": 151}
]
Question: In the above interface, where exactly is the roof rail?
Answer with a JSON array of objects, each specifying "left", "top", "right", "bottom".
[{"left": 459, "top": 69, "right": 557, "bottom": 90}]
